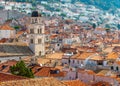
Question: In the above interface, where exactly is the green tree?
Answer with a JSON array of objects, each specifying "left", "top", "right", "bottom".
[
  {"left": 92, "top": 23, "right": 96, "bottom": 29},
  {"left": 14, "top": 26, "right": 20, "bottom": 30},
  {"left": 10, "top": 60, "right": 34, "bottom": 78}
]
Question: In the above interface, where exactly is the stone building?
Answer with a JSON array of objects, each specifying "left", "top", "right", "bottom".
[{"left": 28, "top": 11, "right": 45, "bottom": 56}]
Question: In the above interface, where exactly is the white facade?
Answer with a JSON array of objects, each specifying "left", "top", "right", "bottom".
[
  {"left": 0, "top": 29, "right": 15, "bottom": 39},
  {"left": 28, "top": 14, "right": 45, "bottom": 56}
]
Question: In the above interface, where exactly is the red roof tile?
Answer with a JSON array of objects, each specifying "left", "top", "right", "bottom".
[
  {"left": 63, "top": 80, "right": 87, "bottom": 86},
  {"left": 0, "top": 60, "right": 17, "bottom": 73},
  {"left": 32, "top": 66, "right": 66, "bottom": 77},
  {"left": 0, "top": 24, "right": 14, "bottom": 30},
  {"left": 0, "top": 72, "right": 27, "bottom": 82}
]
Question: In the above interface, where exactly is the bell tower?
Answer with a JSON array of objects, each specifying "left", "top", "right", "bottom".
[{"left": 28, "top": 11, "right": 45, "bottom": 56}]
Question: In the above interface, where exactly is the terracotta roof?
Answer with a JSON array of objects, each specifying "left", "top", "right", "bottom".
[
  {"left": 95, "top": 28, "right": 106, "bottom": 31},
  {"left": 78, "top": 69, "right": 95, "bottom": 75},
  {"left": 96, "top": 70, "right": 109, "bottom": 76},
  {"left": 46, "top": 53, "right": 63, "bottom": 59},
  {"left": 0, "top": 77, "right": 66, "bottom": 86},
  {"left": 62, "top": 48, "right": 77, "bottom": 53},
  {"left": 0, "top": 60, "right": 17, "bottom": 73},
  {"left": 90, "top": 55, "right": 103, "bottom": 61},
  {"left": 50, "top": 34, "right": 58, "bottom": 39},
  {"left": 0, "top": 72, "right": 26, "bottom": 82},
  {"left": 16, "top": 31, "right": 24, "bottom": 38},
  {"left": 91, "top": 81, "right": 110, "bottom": 86},
  {"left": 0, "top": 24, "right": 14, "bottom": 30},
  {"left": 77, "top": 46, "right": 96, "bottom": 52},
  {"left": 85, "top": 70, "right": 95, "bottom": 75},
  {"left": 71, "top": 52, "right": 95, "bottom": 60},
  {"left": 0, "top": 38, "right": 8, "bottom": 43},
  {"left": 79, "top": 53, "right": 94, "bottom": 60},
  {"left": 33, "top": 67, "right": 66, "bottom": 77},
  {"left": 71, "top": 53, "right": 81, "bottom": 59},
  {"left": 113, "top": 46, "right": 120, "bottom": 52},
  {"left": 71, "top": 52, "right": 94, "bottom": 60},
  {"left": 107, "top": 52, "right": 119, "bottom": 60},
  {"left": 112, "top": 39, "right": 119, "bottom": 43},
  {"left": 63, "top": 80, "right": 87, "bottom": 86},
  {"left": 37, "top": 58, "right": 50, "bottom": 65},
  {"left": 115, "top": 61, "right": 120, "bottom": 65}
]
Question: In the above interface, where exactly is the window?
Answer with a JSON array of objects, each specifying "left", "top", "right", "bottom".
[
  {"left": 39, "top": 51, "right": 41, "bottom": 56},
  {"left": 38, "top": 39, "right": 42, "bottom": 44},
  {"left": 46, "top": 36, "right": 49, "bottom": 40},
  {"left": 32, "top": 19, "right": 34, "bottom": 23},
  {"left": 35, "top": 18, "right": 37, "bottom": 23},
  {"left": 57, "top": 44, "right": 60, "bottom": 46},
  {"left": 30, "top": 39, "right": 33, "bottom": 43},
  {"left": 111, "top": 66, "right": 113, "bottom": 70},
  {"left": 30, "top": 29, "right": 34, "bottom": 34},
  {"left": 38, "top": 29, "right": 42, "bottom": 34},
  {"left": 73, "top": 60, "right": 74, "bottom": 64},
  {"left": 116, "top": 66, "right": 119, "bottom": 71}
]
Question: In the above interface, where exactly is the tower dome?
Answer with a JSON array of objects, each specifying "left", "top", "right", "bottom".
[{"left": 31, "top": 11, "right": 41, "bottom": 17}]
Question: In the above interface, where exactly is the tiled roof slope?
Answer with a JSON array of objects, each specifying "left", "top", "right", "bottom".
[
  {"left": 0, "top": 60, "right": 17, "bottom": 73},
  {"left": 31, "top": 66, "right": 66, "bottom": 77},
  {"left": 63, "top": 80, "right": 87, "bottom": 86},
  {"left": 0, "top": 78, "right": 66, "bottom": 86},
  {"left": 0, "top": 72, "right": 26, "bottom": 82},
  {"left": 0, "top": 43, "right": 33, "bottom": 57},
  {"left": 0, "top": 25, "right": 14, "bottom": 30},
  {"left": 91, "top": 81, "right": 110, "bottom": 86}
]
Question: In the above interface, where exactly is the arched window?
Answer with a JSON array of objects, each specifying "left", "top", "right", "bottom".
[
  {"left": 30, "top": 39, "right": 33, "bottom": 43},
  {"left": 38, "top": 29, "right": 42, "bottom": 34},
  {"left": 38, "top": 39, "right": 42, "bottom": 44},
  {"left": 116, "top": 66, "right": 119, "bottom": 71},
  {"left": 39, "top": 51, "right": 41, "bottom": 56},
  {"left": 111, "top": 66, "right": 113, "bottom": 70},
  {"left": 35, "top": 18, "right": 37, "bottom": 23}
]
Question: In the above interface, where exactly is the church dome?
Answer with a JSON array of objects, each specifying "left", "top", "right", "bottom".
[{"left": 31, "top": 11, "right": 41, "bottom": 17}]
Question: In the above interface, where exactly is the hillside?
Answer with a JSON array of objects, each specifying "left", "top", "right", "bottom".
[
  {"left": 13, "top": 0, "right": 120, "bottom": 13},
  {"left": 78, "top": 0, "right": 120, "bottom": 12}
]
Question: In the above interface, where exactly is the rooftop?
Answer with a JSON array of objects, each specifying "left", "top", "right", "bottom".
[
  {"left": 0, "top": 60, "right": 17, "bottom": 73},
  {"left": 63, "top": 80, "right": 87, "bottom": 86},
  {"left": 107, "top": 52, "right": 119, "bottom": 60},
  {"left": 46, "top": 53, "right": 63, "bottom": 59},
  {"left": 0, "top": 78, "right": 66, "bottom": 86},
  {"left": 0, "top": 72, "right": 26, "bottom": 82},
  {"left": 32, "top": 66, "right": 66, "bottom": 77},
  {"left": 0, "top": 24, "right": 14, "bottom": 30},
  {"left": 71, "top": 52, "right": 94, "bottom": 60},
  {"left": 0, "top": 43, "right": 33, "bottom": 57},
  {"left": 91, "top": 81, "right": 110, "bottom": 86}
]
